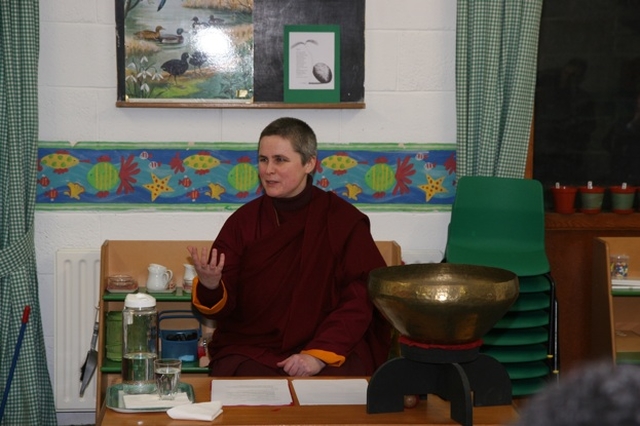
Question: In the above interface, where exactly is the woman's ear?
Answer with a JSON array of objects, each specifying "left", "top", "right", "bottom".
[{"left": 305, "top": 156, "right": 317, "bottom": 174}]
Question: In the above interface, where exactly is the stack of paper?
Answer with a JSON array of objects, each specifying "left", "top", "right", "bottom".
[
  {"left": 612, "top": 278, "right": 640, "bottom": 290},
  {"left": 292, "top": 379, "right": 368, "bottom": 405},
  {"left": 121, "top": 392, "right": 191, "bottom": 409},
  {"left": 210, "top": 379, "right": 293, "bottom": 406}
]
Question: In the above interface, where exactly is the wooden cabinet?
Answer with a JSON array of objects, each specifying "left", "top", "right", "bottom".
[
  {"left": 591, "top": 237, "right": 640, "bottom": 364},
  {"left": 96, "top": 240, "right": 212, "bottom": 416},
  {"left": 95, "top": 239, "right": 401, "bottom": 417},
  {"left": 545, "top": 213, "right": 640, "bottom": 372}
]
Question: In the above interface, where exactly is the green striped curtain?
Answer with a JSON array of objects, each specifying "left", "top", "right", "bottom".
[
  {"left": 456, "top": 0, "right": 543, "bottom": 177},
  {"left": 0, "top": 1, "right": 57, "bottom": 425}
]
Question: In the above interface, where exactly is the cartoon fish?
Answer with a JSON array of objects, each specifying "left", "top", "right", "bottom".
[
  {"left": 364, "top": 156, "right": 416, "bottom": 198},
  {"left": 171, "top": 151, "right": 224, "bottom": 175},
  {"left": 38, "top": 175, "right": 50, "bottom": 187},
  {"left": 64, "top": 182, "right": 85, "bottom": 200},
  {"left": 320, "top": 152, "right": 361, "bottom": 176},
  {"left": 187, "top": 189, "right": 200, "bottom": 202},
  {"left": 227, "top": 156, "right": 259, "bottom": 198},
  {"left": 316, "top": 176, "right": 330, "bottom": 188},
  {"left": 206, "top": 183, "right": 226, "bottom": 200},
  {"left": 178, "top": 176, "right": 192, "bottom": 188},
  {"left": 424, "top": 162, "right": 436, "bottom": 170},
  {"left": 39, "top": 150, "right": 89, "bottom": 174},
  {"left": 139, "top": 151, "right": 150, "bottom": 160},
  {"left": 149, "top": 161, "right": 162, "bottom": 169},
  {"left": 44, "top": 188, "right": 59, "bottom": 201},
  {"left": 342, "top": 183, "right": 363, "bottom": 200},
  {"left": 86, "top": 155, "right": 140, "bottom": 198},
  {"left": 415, "top": 152, "right": 428, "bottom": 161}
]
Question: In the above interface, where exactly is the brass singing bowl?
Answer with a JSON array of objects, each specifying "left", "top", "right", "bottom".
[{"left": 369, "top": 263, "right": 519, "bottom": 345}]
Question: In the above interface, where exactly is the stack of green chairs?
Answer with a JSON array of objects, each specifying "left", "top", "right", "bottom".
[{"left": 444, "top": 176, "right": 559, "bottom": 397}]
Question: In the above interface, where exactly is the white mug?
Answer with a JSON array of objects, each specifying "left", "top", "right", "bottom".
[{"left": 146, "top": 266, "right": 173, "bottom": 291}]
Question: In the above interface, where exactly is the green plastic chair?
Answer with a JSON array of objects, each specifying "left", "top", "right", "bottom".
[
  {"left": 445, "top": 176, "right": 550, "bottom": 276},
  {"left": 445, "top": 176, "right": 559, "bottom": 393}
]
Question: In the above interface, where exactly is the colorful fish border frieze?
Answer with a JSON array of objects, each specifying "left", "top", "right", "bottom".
[{"left": 36, "top": 141, "right": 457, "bottom": 211}]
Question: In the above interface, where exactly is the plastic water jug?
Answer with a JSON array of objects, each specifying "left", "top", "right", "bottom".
[{"left": 122, "top": 293, "right": 157, "bottom": 394}]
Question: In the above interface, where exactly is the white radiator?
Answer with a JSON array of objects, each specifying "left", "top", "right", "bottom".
[{"left": 54, "top": 249, "right": 101, "bottom": 412}]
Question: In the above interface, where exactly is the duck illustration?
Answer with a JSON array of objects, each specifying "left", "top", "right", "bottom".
[
  {"left": 134, "top": 25, "right": 164, "bottom": 41},
  {"left": 191, "top": 17, "right": 209, "bottom": 31},
  {"left": 191, "top": 16, "right": 209, "bottom": 31},
  {"left": 161, "top": 52, "right": 189, "bottom": 84},
  {"left": 160, "top": 28, "right": 184, "bottom": 44},
  {"left": 208, "top": 14, "right": 225, "bottom": 25}
]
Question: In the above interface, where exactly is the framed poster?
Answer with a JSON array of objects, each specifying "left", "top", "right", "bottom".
[
  {"left": 284, "top": 25, "right": 340, "bottom": 103},
  {"left": 116, "top": 0, "right": 254, "bottom": 106}
]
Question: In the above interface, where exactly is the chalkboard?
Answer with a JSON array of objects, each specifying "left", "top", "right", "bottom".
[{"left": 254, "top": 0, "right": 365, "bottom": 103}]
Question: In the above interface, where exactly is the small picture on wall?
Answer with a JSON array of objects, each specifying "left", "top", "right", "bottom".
[
  {"left": 284, "top": 25, "right": 340, "bottom": 103},
  {"left": 116, "top": 0, "right": 254, "bottom": 105}
]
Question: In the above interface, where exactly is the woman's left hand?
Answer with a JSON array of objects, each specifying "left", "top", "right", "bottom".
[{"left": 276, "top": 354, "right": 326, "bottom": 376}]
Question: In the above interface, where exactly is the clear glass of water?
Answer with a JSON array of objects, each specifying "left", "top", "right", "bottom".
[{"left": 154, "top": 358, "right": 182, "bottom": 400}]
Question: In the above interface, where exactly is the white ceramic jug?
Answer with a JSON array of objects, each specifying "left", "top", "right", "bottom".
[
  {"left": 183, "top": 264, "right": 196, "bottom": 282},
  {"left": 146, "top": 266, "right": 173, "bottom": 291},
  {"left": 183, "top": 264, "right": 196, "bottom": 292}
]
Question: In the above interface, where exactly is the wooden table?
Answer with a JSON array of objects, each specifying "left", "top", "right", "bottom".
[{"left": 97, "top": 376, "right": 520, "bottom": 426}]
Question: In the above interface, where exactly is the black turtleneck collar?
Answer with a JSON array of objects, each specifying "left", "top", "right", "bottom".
[{"left": 271, "top": 174, "right": 314, "bottom": 213}]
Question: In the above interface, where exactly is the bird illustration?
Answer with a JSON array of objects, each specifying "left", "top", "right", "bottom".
[
  {"left": 134, "top": 25, "right": 164, "bottom": 41},
  {"left": 191, "top": 17, "right": 209, "bottom": 31},
  {"left": 188, "top": 51, "right": 207, "bottom": 73},
  {"left": 159, "top": 28, "right": 184, "bottom": 44},
  {"left": 161, "top": 52, "right": 189, "bottom": 84},
  {"left": 208, "top": 14, "right": 225, "bottom": 25}
]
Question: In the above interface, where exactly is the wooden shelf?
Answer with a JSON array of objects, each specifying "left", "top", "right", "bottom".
[
  {"left": 115, "top": 101, "right": 366, "bottom": 109},
  {"left": 96, "top": 240, "right": 214, "bottom": 419},
  {"left": 591, "top": 237, "right": 640, "bottom": 365},
  {"left": 100, "top": 357, "right": 207, "bottom": 374},
  {"left": 103, "top": 290, "right": 192, "bottom": 302},
  {"left": 615, "top": 352, "right": 640, "bottom": 364},
  {"left": 546, "top": 212, "right": 640, "bottom": 230}
]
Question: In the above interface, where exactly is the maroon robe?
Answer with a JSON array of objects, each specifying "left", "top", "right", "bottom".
[{"left": 194, "top": 184, "right": 391, "bottom": 376}]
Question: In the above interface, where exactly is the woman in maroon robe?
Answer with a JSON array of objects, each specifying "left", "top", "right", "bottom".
[{"left": 189, "top": 117, "right": 390, "bottom": 376}]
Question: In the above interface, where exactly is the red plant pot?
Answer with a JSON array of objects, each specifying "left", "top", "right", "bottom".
[{"left": 551, "top": 186, "right": 577, "bottom": 214}]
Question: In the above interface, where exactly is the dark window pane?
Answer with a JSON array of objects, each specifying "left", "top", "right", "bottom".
[{"left": 534, "top": 1, "right": 640, "bottom": 194}]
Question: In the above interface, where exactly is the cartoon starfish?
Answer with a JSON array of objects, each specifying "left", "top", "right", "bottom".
[
  {"left": 143, "top": 173, "right": 174, "bottom": 201},
  {"left": 419, "top": 175, "right": 447, "bottom": 202}
]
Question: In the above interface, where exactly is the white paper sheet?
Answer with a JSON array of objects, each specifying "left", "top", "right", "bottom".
[
  {"left": 292, "top": 379, "right": 368, "bottom": 405},
  {"left": 210, "top": 379, "right": 293, "bottom": 406}
]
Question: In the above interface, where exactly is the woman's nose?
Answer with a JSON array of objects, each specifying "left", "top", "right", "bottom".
[{"left": 265, "top": 162, "right": 275, "bottom": 173}]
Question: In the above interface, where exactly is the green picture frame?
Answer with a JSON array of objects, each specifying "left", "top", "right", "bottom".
[{"left": 284, "top": 25, "right": 341, "bottom": 103}]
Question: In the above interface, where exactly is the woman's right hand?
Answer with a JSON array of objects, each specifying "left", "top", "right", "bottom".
[{"left": 187, "top": 246, "right": 225, "bottom": 290}]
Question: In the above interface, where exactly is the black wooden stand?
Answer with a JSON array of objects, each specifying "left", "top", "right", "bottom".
[{"left": 366, "top": 342, "right": 512, "bottom": 426}]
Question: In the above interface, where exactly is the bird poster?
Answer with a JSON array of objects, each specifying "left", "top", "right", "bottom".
[{"left": 116, "top": 0, "right": 254, "bottom": 104}]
